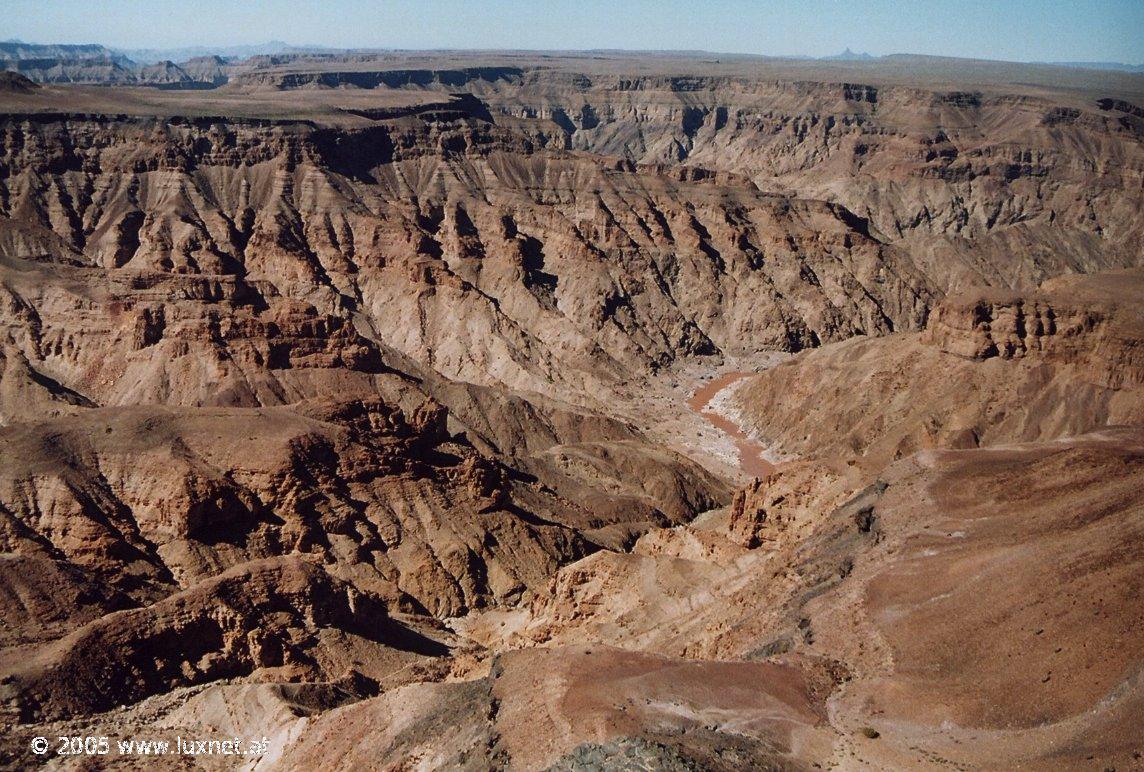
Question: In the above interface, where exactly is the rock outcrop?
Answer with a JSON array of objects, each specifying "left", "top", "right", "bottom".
[
  {"left": 5, "top": 557, "right": 403, "bottom": 721},
  {"left": 727, "top": 271, "right": 1144, "bottom": 466},
  {"left": 923, "top": 270, "right": 1144, "bottom": 388},
  {"left": 0, "top": 110, "right": 933, "bottom": 405},
  {"left": 272, "top": 644, "right": 834, "bottom": 771}
]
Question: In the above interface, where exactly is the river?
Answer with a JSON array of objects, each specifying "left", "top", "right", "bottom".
[{"left": 685, "top": 371, "right": 775, "bottom": 479}]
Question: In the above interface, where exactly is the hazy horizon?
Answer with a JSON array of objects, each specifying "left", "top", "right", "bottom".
[
  {"left": 4, "top": 39, "right": 1143, "bottom": 69},
  {"left": 3, "top": 0, "right": 1142, "bottom": 65}
]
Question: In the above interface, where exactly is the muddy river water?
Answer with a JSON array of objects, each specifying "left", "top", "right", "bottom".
[{"left": 686, "top": 371, "right": 775, "bottom": 478}]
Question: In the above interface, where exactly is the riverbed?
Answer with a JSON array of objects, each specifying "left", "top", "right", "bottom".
[{"left": 686, "top": 371, "right": 775, "bottom": 478}]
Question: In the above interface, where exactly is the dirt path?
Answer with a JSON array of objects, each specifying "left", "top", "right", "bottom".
[{"left": 686, "top": 371, "right": 775, "bottom": 479}]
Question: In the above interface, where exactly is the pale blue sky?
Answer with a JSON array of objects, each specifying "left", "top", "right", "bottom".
[{"left": 4, "top": 0, "right": 1142, "bottom": 63}]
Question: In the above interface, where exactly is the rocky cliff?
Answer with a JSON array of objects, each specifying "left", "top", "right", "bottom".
[{"left": 725, "top": 270, "right": 1144, "bottom": 466}]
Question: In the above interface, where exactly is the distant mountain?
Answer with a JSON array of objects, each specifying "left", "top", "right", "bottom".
[
  {"left": 0, "top": 41, "right": 229, "bottom": 86},
  {"left": 4, "top": 40, "right": 1142, "bottom": 84},
  {"left": 114, "top": 42, "right": 340, "bottom": 64},
  {"left": 0, "top": 42, "right": 138, "bottom": 83},
  {"left": 820, "top": 48, "right": 876, "bottom": 61},
  {"left": 114, "top": 42, "right": 283, "bottom": 64},
  {"left": 0, "top": 70, "right": 39, "bottom": 93},
  {"left": 0, "top": 41, "right": 132, "bottom": 66},
  {"left": 1041, "top": 60, "right": 1144, "bottom": 73}
]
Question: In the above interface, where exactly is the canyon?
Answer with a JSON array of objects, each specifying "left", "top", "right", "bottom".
[{"left": 0, "top": 50, "right": 1141, "bottom": 769}]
